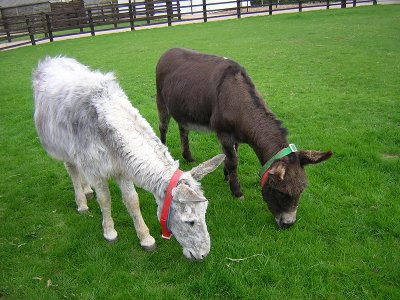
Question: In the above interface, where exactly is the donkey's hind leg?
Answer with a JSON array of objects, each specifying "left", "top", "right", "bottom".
[
  {"left": 179, "top": 124, "right": 195, "bottom": 163},
  {"left": 115, "top": 177, "right": 156, "bottom": 251},
  {"left": 156, "top": 93, "right": 171, "bottom": 145},
  {"left": 64, "top": 162, "right": 90, "bottom": 213},
  {"left": 81, "top": 176, "right": 94, "bottom": 200}
]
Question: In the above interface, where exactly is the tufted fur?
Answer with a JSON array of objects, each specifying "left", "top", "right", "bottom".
[
  {"left": 33, "top": 57, "right": 224, "bottom": 260},
  {"left": 156, "top": 48, "right": 332, "bottom": 229}
]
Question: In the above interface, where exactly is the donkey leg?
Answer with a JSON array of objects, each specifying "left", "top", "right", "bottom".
[
  {"left": 64, "top": 162, "right": 89, "bottom": 213},
  {"left": 218, "top": 134, "right": 244, "bottom": 199},
  {"left": 223, "top": 166, "right": 229, "bottom": 181},
  {"left": 115, "top": 177, "right": 156, "bottom": 251},
  {"left": 92, "top": 178, "right": 117, "bottom": 242},
  {"left": 224, "top": 143, "right": 239, "bottom": 181},
  {"left": 156, "top": 93, "right": 170, "bottom": 145},
  {"left": 179, "top": 124, "right": 195, "bottom": 163},
  {"left": 80, "top": 176, "right": 94, "bottom": 200}
]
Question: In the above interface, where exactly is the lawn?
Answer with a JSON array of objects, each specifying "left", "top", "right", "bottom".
[{"left": 1, "top": 4, "right": 399, "bottom": 299}]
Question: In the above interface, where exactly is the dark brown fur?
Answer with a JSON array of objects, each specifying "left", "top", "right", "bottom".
[{"left": 156, "top": 48, "right": 332, "bottom": 228}]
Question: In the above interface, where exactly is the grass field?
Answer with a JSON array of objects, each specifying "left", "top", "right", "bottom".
[{"left": 1, "top": 4, "right": 399, "bottom": 299}]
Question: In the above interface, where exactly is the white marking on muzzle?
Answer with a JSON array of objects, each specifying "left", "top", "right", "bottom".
[{"left": 281, "top": 210, "right": 297, "bottom": 224}]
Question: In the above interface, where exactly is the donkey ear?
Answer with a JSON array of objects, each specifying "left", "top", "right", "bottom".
[
  {"left": 269, "top": 161, "right": 287, "bottom": 181},
  {"left": 190, "top": 154, "right": 225, "bottom": 181},
  {"left": 299, "top": 150, "right": 333, "bottom": 166},
  {"left": 172, "top": 184, "right": 207, "bottom": 202}
]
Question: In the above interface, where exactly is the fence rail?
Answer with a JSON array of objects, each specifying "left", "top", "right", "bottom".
[{"left": 0, "top": 0, "right": 377, "bottom": 50}]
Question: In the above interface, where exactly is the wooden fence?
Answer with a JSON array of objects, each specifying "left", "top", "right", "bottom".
[{"left": 0, "top": 0, "right": 377, "bottom": 50}]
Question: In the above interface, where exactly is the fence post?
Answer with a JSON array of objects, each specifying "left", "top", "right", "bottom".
[
  {"left": 25, "top": 17, "right": 36, "bottom": 46},
  {"left": 353, "top": 0, "right": 356, "bottom": 7},
  {"left": 112, "top": 3, "right": 117, "bottom": 28},
  {"left": 299, "top": 0, "right": 302, "bottom": 12},
  {"left": 373, "top": 0, "right": 377, "bottom": 5},
  {"left": 237, "top": 0, "right": 241, "bottom": 18},
  {"left": 100, "top": 7, "right": 104, "bottom": 22},
  {"left": 327, "top": 0, "right": 330, "bottom": 9},
  {"left": 341, "top": 0, "right": 346, "bottom": 8},
  {"left": 129, "top": 3, "right": 135, "bottom": 31},
  {"left": 3, "top": 18, "right": 12, "bottom": 42},
  {"left": 202, "top": 0, "right": 207, "bottom": 22},
  {"left": 87, "top": 8, "right": 95, "bottom": 36},
  {"left": 78, "top": 11, "right": 83, "bottom": 33},
  {"left": 145, "top": 0, "right": 151, "bottom": 25},
  {"left": 269, "top": 3, "right": 272, "bottom": 15},
  {"left": 166, "top": 0, "right": 172, "bottom": 26},
  {"left": 45, "top": 14, "right": 53, "bottom": 42},
  {"left": 177, "top": 0, "right": 182, "bottom": 21}
]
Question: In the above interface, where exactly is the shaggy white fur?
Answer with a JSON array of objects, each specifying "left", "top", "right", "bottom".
[{"left": 33, "top": 57, "right": 224, "bottom": 260}]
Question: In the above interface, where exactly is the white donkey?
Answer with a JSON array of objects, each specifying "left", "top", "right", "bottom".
[{"left": 32, "top": 57, "right": 224, "bottom": 261}]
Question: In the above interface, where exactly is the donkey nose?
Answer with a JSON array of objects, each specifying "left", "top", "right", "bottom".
[
  {"left": 279, "top": 220, "right": 295, "bottom": 229},
  {"left": 193, "top": 254, "right": 206, "bottom": 262},
  {"left": 186, "top": 250, "right": 207, "bottom": 261}
]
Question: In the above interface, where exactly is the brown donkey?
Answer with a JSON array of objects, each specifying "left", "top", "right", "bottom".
[{"left": 156, "top": 48, "right": 332, "bottom": 229}]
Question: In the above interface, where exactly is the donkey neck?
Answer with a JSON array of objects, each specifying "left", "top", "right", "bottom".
[
  {"left": 151, "top": 167, "right": 179, "bottom": 205},
  {"left": 99, "top": 92, "right": 180, "bottom": 202},
  {"left": 123, "top": 152, "right": 178, "bottom": 203},
  {"left": 244, "top": 109, "right": 289, "bottom": 166}
]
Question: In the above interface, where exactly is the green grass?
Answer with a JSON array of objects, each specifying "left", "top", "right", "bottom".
[{"left": 1, "top": 4, "right": 399, "bottom": 299}]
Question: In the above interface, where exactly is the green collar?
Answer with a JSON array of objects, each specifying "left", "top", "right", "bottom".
[{"left": 259, "top": 144, "right": 298, "bottom": 178}]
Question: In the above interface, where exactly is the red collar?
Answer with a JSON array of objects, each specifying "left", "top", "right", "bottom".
[
  {"left": 260, "top": 169, "right": 271, "bottom": 187},
  {"left": 160, "top": 169, "right": 184, "bottom": 239}
]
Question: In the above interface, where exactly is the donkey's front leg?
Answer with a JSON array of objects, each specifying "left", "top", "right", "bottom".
[
  {"left": 116, "top": 177, "right": 156, "bottom": 251},
  {"left": 92, "top": 178, "right": 117, "bottom": 242},
  {"left": 218, "top": 134, "right": 244, "bottom": 199},
  {"left": 157, "top": 93, "right": 170, "bottom": 145},
  {"left": 223, "top": 143, "right": 239, "bottom": 181},
  {"left": 179, "top": 124, "right": 195, "bottom": 163}
]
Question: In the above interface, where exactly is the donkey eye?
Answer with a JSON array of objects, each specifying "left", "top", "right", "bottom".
[
  {"left": 185, "top": 221, "right": 195, "bottom": 226},
  {"left": 272, "top": 189, "right": 289, "bottom": 198},
  {"left": 277, "top": 190, "right": 288, "bottom": 197}
]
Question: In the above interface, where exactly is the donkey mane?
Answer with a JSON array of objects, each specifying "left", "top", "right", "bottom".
[
  {"left": 97, "top": 97, "right": 179, "bottom": 196},
  {"left": 90, "top": 76, "right": 180, "bottom": 199},
  {"left": 216, "top": 60, "right": 288, "bottom": 139}
]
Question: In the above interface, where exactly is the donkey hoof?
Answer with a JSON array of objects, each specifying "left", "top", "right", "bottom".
[
  {"left": 77, "top": 206, "right": 89, "bottom": 213},
  {"left": 105, "top": 236, "right": 118, "bottom": 243},
  {"left": 141, "top": 236, "right": 156, "bottom": 252},
  {"left": 104, "top": 230, "right": 118, "bottom": 243},
  {"left": 106, "top": 237, "right": 118, "bottom": 244},
  {"left": 233, "top": 192, "right": 244, "bottom": 200}
]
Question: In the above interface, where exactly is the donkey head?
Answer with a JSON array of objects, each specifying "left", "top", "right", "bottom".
[
  {"left": 261, "top": 150, "right": 332, "bottom": 229},
  {"left": 160, "top": 154, "right": 225, "bottom": 261}
]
